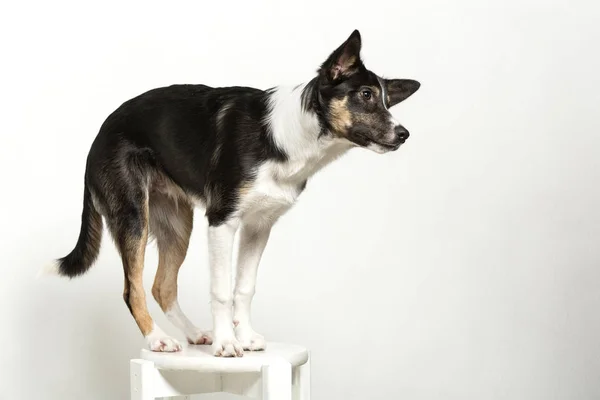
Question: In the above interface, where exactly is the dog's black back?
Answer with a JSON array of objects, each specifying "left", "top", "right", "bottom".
[{"left": 87, "top": 84, "right": 287, "bottom": 225}]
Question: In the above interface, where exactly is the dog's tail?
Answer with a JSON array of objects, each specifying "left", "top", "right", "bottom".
[{"left": 39, "top": 184, "right": 103, "bottom": 279}]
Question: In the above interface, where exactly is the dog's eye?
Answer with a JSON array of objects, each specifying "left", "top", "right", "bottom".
[{"left": 361, "top": 89, "right": 372, "bottom": 100}]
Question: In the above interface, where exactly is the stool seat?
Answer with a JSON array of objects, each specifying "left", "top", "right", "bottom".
[
  {"left": 131, "top": 342, "right": 310, "bottom": 399},
  {"left": 140, "top": 342, "right": 309, "bottom": 373}
]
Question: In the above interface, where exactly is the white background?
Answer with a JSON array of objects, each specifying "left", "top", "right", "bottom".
[{"left": 1, "top": 0, "right": 599, "bottom": 399}]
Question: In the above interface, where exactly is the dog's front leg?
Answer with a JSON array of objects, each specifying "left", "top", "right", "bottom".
[
  {"left": 233, "top": 222, "right": 271, "bottom": 351},
  {"left": 207, "top": 218, "right": 243, "bottom": 357}
]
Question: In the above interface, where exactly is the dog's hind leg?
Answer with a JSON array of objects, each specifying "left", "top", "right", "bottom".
[
  {"left": 105, "top": 179, "right": 181, "bottom": 352},
  {"left": 149, "top": 193, "right": 213, "bottom": 345}
]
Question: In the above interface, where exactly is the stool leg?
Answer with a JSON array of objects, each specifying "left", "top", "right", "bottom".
[
  {"left": 293, "top": 356, "right": 311, "bottom": 400},
  {"left": 130, "top": 359, "right": 155, "bottom": 400},
  {"left": 262, "top": 360, "right": 292, "bottom": 400}
]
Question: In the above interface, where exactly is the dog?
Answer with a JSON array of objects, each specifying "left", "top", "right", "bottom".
[{"left": 44, "top": 29, "right": 420, "bottom": 357}]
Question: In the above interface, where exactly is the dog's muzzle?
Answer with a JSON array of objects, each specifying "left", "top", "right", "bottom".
[{"left": 377, "top": 126, "right": 409, "bottom": 151}]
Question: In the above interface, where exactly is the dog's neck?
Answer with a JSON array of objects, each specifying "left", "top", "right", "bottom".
[{"left": 266, "top": 83, "right": 353, "bottom": 183}]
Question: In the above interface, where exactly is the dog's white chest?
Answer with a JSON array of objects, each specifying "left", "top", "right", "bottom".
[
  {"left": 238, "top": 140, "right": 351, "bottom": 226},
  {"left": 239, "top": 169, "right": 302, "bottom": 226}
]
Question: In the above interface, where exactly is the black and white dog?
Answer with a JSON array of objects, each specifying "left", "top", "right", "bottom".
[{"left": 45, "top": 30, "right": 420, "bottom": 357}]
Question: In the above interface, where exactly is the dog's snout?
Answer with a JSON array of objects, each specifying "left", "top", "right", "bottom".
[{"left": 394, "top": 126, "right": 410, "bottom": 142}]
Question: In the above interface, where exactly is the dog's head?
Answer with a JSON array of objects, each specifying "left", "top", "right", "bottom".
[{"left": 311, "top": 30, "right": 420, "bottom": 153}]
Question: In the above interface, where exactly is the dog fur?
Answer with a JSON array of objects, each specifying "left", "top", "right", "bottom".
[{"left": 45, "top": 30, "right": 420, "bottom": 357}]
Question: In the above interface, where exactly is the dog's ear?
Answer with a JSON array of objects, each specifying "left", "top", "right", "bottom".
[
  {"left": 385, "top": 79, "right": 421, "bottom": 107},
  {"left": 320, "top": 30, "right": 362, "bottom": 82}
]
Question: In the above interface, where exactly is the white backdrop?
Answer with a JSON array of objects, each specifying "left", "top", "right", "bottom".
[{"left": 2, "top": 0, "right": 600, "bottom": 399}]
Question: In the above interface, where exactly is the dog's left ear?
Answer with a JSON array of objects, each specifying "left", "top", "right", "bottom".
[
  {"left": 385, "top": 79, "right": 421, "bottom": 107},
  {"left": 320, "top": 30, "right": 362, "bottom": 82}
]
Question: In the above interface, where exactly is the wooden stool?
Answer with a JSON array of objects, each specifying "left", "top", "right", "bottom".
[{"left": 130, "top": 342, "right": 310, "bottom": 399}]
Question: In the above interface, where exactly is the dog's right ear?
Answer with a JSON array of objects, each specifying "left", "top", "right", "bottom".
[
  {"left": 320, "top": 30, "right": 362, "bottom": 82},
  {"left": 385, "top": 79, "right": 421, "bottom": 107}
]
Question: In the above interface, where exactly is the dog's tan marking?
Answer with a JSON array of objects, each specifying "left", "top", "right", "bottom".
[
  {"left": 329, "top": 96, "right": 352, "bottom": 136},
  {"left": 121, "top": 197, "right": 154, "bottom": 336},
  {"left": 238, "top": 181, "right": 254, "bottom": 199},
  {"left": 151, "top": 201, "right": 194, "bottom": 312},
  {"left": 152, "top": 251, "right": 185, "bottom": 312},
  {"left": 151, "top": 172, "right": 188, "bottom": 204}
]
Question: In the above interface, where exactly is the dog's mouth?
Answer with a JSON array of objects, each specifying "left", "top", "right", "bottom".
[
  {"left": 353, "top": 132, "right": 402, "bottom": 150},
  {"left": 361, "top": 135, "right": 403, "bottom": 152},
  {"left": 373, "top": 139, "right": 402, "bottom": 151}
]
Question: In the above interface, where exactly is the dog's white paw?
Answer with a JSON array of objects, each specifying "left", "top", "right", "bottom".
[
  {"left": 147, "top": 336, "right": 182, "bottom": 352},
  {"left": 235, "top": 327, "right": 266, "bottom": 351},
  {"left": 212, "top": 336, "right": 244, "bottom": 357},
  {"left": 187, "top": 329, "right": 213, "bottom": 345}
]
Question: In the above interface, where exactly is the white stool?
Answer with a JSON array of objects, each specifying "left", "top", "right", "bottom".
[{"left": 130, "top": 343, "right": 310, "bottom": 399}]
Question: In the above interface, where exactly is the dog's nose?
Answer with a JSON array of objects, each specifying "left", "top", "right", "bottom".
[{"left": 394, "top": 126, "right": 410, "bottom": 142}]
